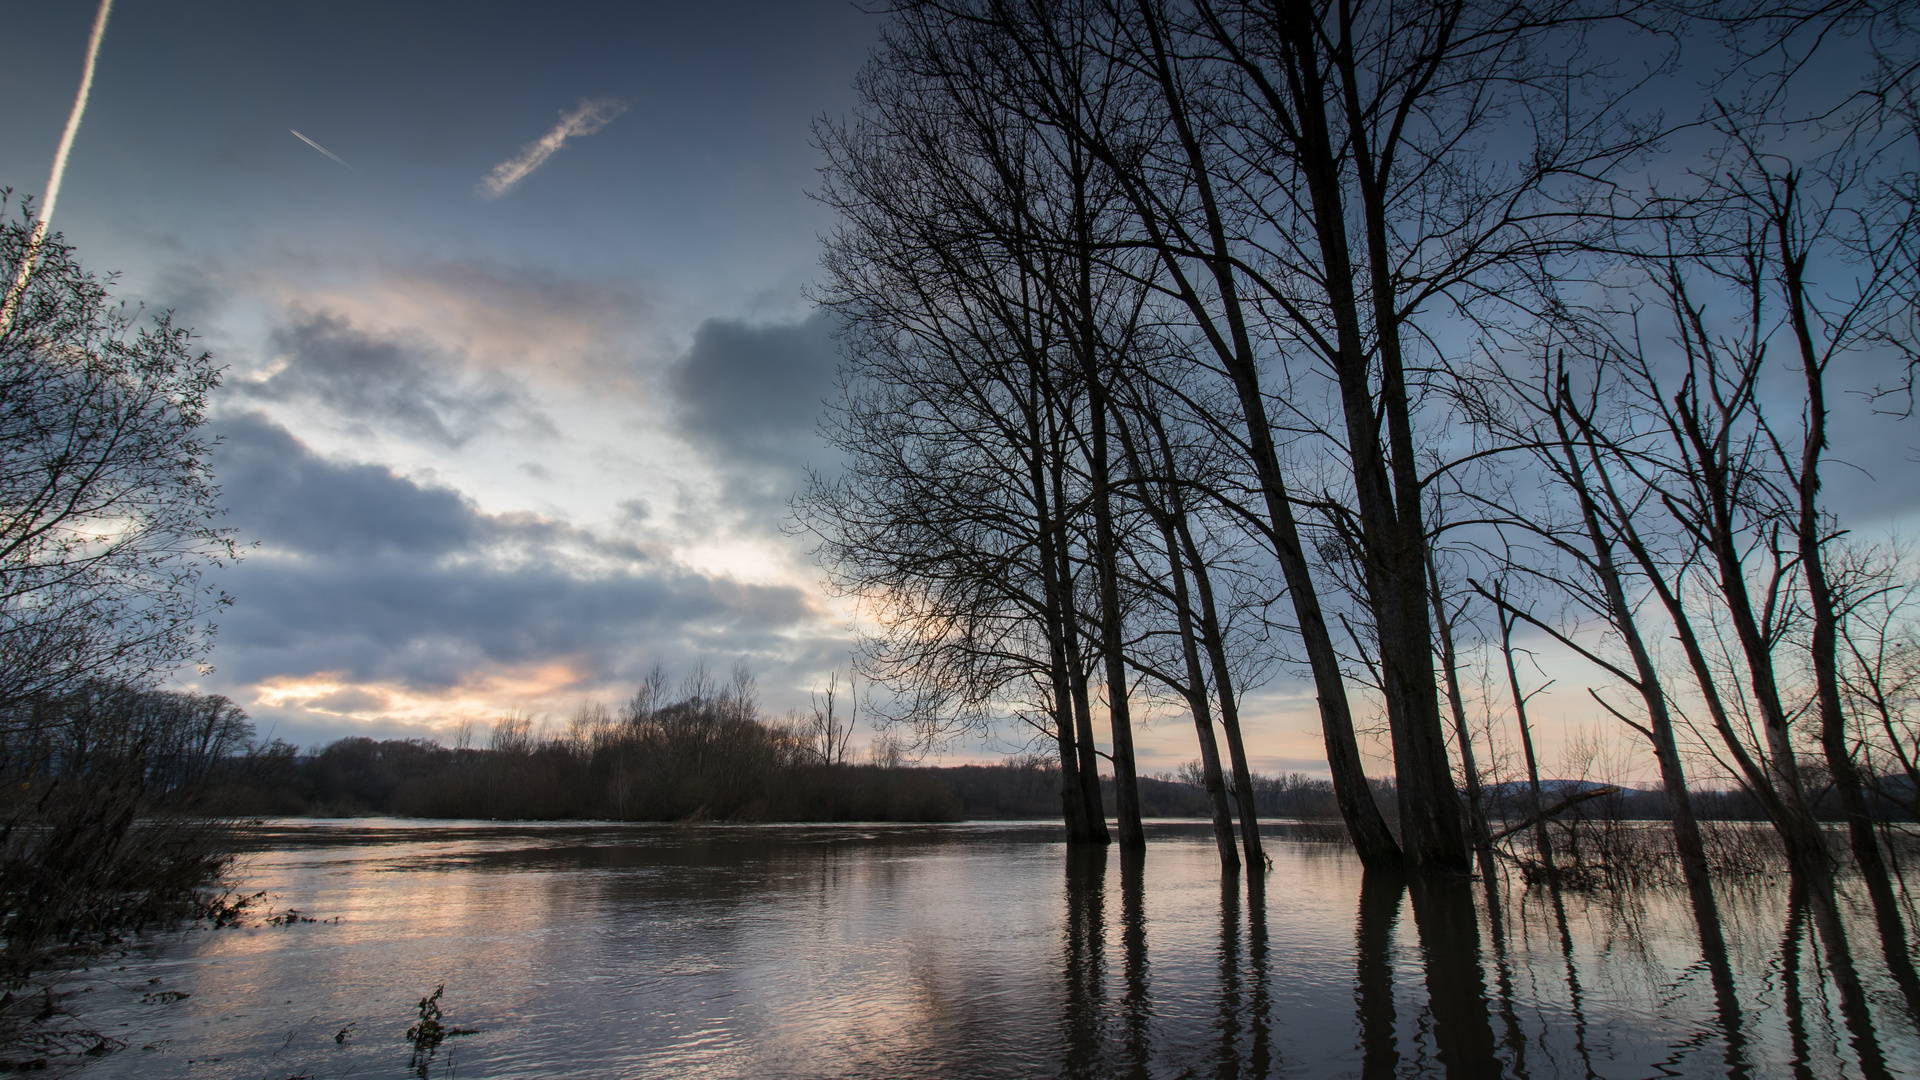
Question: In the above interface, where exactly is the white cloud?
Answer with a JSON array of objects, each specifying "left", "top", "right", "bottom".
[{"left": 477, "top": 97, "right": 627, "bottom": 200}]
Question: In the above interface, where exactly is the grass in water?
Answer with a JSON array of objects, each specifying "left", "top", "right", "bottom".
[{"left": 405, "top": 984, "right": 479, "bottom": 1078}]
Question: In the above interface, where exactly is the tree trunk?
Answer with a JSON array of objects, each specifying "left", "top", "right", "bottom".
[
  {"left": 1427, "top": 551, "right": 1495, "bottom": 883},
  {"left": 1119, "top": 406, "right": 1238, "bottom": 867},
  {"left": 1087, "top": 389, "right": 1144, "bottom": 850},
  {"left": 1124, "top": 397, "right": 1263, "bottom": 870},
  {"left": 1052, "top": 447, "right": 1110, "bottom": 844},
  {"left": 1168, "top": 545, "right": 1241, "bottom": 870},
  {"left": 1021, "top": 347, "right": 1093, "bottom": 844},
  {"left": 1124, "top": 8, "right": 1399, "bottom": 868},
  {"left": 1276, "top": 4, "right": 1465, "bottom": 875},
  {"left": 1555, "top": 419, "right": 1734, "bottom": 978},
  {"left": 1181, "top": 518, "right": 1266, "bottom": 871},
  {"left": 1779, "top": 222, "right": 1912, "bottom": 972},
  {"left": 1498, "top": 594, "right": 1556, "bottom": 884}
]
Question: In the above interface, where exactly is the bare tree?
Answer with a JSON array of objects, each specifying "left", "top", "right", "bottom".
[
  {"left": 1834, "top": 544, "right": 1920, "bottom": 821},
  {"left": 799, "top": 670, "right": 861, "bottom": 767},
  {"left": 1425, "top": 524, "right": 1495, "bottom": 881},
  {"left": 806, "top": 40, "right": 1122, "bottom": 840},
  {"left": 0, "top": 201, "right": 236, "bottom": 714}
]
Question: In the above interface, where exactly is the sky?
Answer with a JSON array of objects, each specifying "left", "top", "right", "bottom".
[
  {"left": 0, "top": 1, "right": 878, "bottom": 746},
  {"left": 1, "top": 2, "right": 1912, "bottom": 785}
]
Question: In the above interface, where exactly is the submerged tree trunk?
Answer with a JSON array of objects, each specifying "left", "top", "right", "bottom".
[
  {"left": 1119, "top": 413, "right": 1238, "bottom": 868},
  {"left": 1779, "top": 237, "right": 1914, "bottom": 976},
  {"left": 1052, "top": 447, "right": 1109, "bottom": 844},
  {"left": 1181, "top": 521, "right": 1265, "bottom": 872},
  {"left": 1428, "top": 550, "right": 1494, "bottom": 883},
  {"left": 1550, "top": 412, "right": 1734, "bottom": 981},
  {"left": 1025, "top": 353, "right": 1093, "bottom": 845},
  {"left": 1036, "top": 446, "right": 1091, "bottom": 845},
  {"left": 1059, "top": 142, "right": 1141, "bottom": 850},
  {"left": 1265, "top": 1, "right": 1467, "bottom": 876},
  {"left": 1119, "top": 399, "right": 1255, "bottom": 870},
  {"left": 1086, "top": 390, "right": 1144, "bottom": 850},
  {"left": 1497, "top": 591, "right": 1556, "bottom": 885},
  {"left": 1168, "top": 549, "right": 1241, "bottom": 870}
]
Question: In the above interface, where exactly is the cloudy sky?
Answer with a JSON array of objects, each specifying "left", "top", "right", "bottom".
[
  {"left": 4, "top": 3, "right": 1912, "bottom": 784},
  {"left": 0, "top": 1, "right": 881, "bottom": 746}
]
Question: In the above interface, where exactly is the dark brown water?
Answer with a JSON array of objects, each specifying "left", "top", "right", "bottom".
[{"left": 63, "top": 819, "right": 1920, "bottom": 1078}]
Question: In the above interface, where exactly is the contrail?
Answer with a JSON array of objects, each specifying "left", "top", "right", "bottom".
[
  {"left": 477, "top": 97, "right": 626, "bottom": 200},
  {"left": 291, "top": 129, "right": 355, "bottom": 170},
  {"left": 1, "top": 0, "right": 114, "bottom": 334}
]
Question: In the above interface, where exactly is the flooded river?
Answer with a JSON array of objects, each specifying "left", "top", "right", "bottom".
[{"left": 63, "top": 819, "right": 1920, "bottom": 1078}]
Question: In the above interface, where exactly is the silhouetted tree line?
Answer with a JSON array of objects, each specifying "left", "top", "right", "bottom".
[
  {"left": 202, "top": 716, "right": 1225, "bottom": 823},
  {"left": 209, "top": 720, "right": 1864, "bottom": 826},
  {"left": 216, "top": 736, "right": 964, "bottom": 822}
]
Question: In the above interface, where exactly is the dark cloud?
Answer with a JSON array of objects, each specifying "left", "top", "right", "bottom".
[
  {"left": 236, "top": 312, "right": 551, "bottom": 447},
  {"left": 215, "top": 412, "right": 479, "bottom": 558},
  {"left": 208, "top": 413, "right": 816, "bottom": 692},
  {"left": 216, "top": 555, "right": 813, "bottom": 689},
  {"left": 666, "top": 310, "right": 842, "bottom": 510}
]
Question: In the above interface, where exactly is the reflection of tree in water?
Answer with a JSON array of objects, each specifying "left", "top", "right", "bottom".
[
  {"left": 1780, "top": 885, "right": 1818, "bottom": 1080},
  {"left": 1354, "top": 872, "right": 1401, "bottom": 1080},
  {"left": 1061, "top": 859, "right": 1294, "bottom": 1078},
  {"left": 1784, "top": 875, "right": 1896, "bottom": 1080},
  {"left": 1058, "top": 849, "right": 1155, "bottom": 1080},
  {"left": 1354, "top": 872, "right": 1504, "bottom": 1079},
  {"left": 1056, "top": 849, "right": 1914, "bottom": 1079},
  {"left": 1121, "top": 850, "right": 1151, "bottom": 1076},
  {"left": 1061, "top": 848, "right": 1106, "bottom": 1079},
  {"left": 1246, "top": 875, "right": 1272, "bottom": 1077},
  {"left": 1410, "top": 877, "right": 1501, "bottom": 1078},
  {"left": 1484, "top": 878, "right": 1535, "bottom": 1078},
  {"left": 1543, "top": 882, "right": 1597, "bottom": 1078},
  {"left": 1214, "top": 875, "right": 1242, "bottom": 1079}
]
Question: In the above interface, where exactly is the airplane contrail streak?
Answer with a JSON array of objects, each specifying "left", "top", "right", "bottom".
[
  {"left": 477, "top": 98, "right": 626, "bottom": 200},
  {"left": 1, "top": 0, "right": 115, "bottom": 334},
  {"left": 291, "top": 129, "right": 355, "bottom": 171}
]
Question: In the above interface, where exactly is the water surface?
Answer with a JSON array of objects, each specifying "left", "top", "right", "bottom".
[{"left": 65, "top": 819, "right": 1920, "bottom": 1078}]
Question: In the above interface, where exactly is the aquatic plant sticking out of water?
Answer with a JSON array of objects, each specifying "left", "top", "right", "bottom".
[
  {"left": 199, "top": 890, "right": 266, "bottom": 929},
  {"left": 404, "top": 984, "right": 478, "bottom": 1078},
  {"left": 263, "top": 908, "right": 319, "bottom": 927}
]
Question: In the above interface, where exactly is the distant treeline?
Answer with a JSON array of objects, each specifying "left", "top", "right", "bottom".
[
  {"left": 194, "top": 674, "right": 1817, "bottom": 824},
  {"left": 209, "top": 737, "right": 1227, "bottom": 822},
  {"left": 208, "top": 735, "right": 1820, "bottom": 825}
]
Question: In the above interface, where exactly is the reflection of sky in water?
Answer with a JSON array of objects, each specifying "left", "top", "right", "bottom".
[{"left": 66, "top": 821, "right": 1920, "bottom": 1078}]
